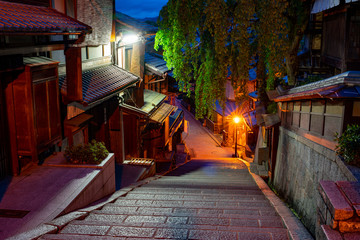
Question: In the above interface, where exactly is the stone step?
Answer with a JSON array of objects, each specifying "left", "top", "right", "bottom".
[
  {"left": 105, "top": 199, "right": 273, "bottom": 209},
  {"left": 67, "top": 215, "right": 285, "bottom": 229},
  {"left": 131, "top": 188, "right": 264, "bottom": 195},
  {"left": 92, "top": 207, "right": 279, "bottom": 218},
  {"left": 85, "top": 212, "right": 282, "bottom": 222},
  {"left": 42, "top": 225, "right": 289, "bottom": 239},
  {"left": 115, "top": 194, "right": 267, "bottom": 202},
  {"left": 131, "top": 192, "right": 266, "bottom": 199},
  {"left": 40, "top": 234, "right": 120, "bottom": 239},
  {"left": 98, "top": 204, "right": 277, "bottom": 216},
  {"left": 112, "top": 199, "right": 272, "bottom": 209},
  {"left": 42, "top": 222, "right": 288, "bottom": 239}
]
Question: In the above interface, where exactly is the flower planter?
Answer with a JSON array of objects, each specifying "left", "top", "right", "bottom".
[{"left": 44, "top": 152, "right": 116, "bottom": 215}]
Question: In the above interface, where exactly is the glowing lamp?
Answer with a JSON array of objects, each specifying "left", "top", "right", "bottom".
[
  {"left": 122, "top": 34, "right": 139, "bottom": 44},
  {"left": 233, "top": 116, "right": 240, "bottom": 124},
  {"left": 233, "top": 116, "right": 240, "bottom": 158}
]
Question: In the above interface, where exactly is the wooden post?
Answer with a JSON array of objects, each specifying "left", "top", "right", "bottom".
[
  {"left": 4, "top": 75, "right": 19, "bottom": 175},
  {"left": 65, "top": 47, "right": 82, "bottom": 101}
]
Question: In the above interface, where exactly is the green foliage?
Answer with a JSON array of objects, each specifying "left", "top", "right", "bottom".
[
  {"left": 298, "top": 75, "right": 323, "bottom": 86},
  {"left": 266, "top": 102, "right": 278, "bottom": 114},
  {"left": 335, "top": 125, "right": 360, "bottom": 166},
  {"left": 155, "top": 0, "right": 311, "bottom": 118},
  {"left": 65, "top": 140, "right": 109, "bottom": 164}
]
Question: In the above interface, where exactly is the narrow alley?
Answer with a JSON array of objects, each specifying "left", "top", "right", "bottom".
[{"left": 33, "top": 105, "right": 312, "bottom": 240}]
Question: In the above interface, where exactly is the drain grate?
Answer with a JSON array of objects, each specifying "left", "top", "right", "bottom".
[{"left": 0, "top": 209, "right": 30, "bottom": 218}]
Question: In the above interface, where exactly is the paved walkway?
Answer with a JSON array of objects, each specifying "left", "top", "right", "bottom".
[{"left": 34, "top": 101, "right": 312, "bottom": 240}]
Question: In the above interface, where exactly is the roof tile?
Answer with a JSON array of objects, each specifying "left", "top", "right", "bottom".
[
  {"left": 0, "top": 0, "right": 91, "bottom": 34},
  {"left": 59, "top": 65, "right": 140, "bottom": 104}
]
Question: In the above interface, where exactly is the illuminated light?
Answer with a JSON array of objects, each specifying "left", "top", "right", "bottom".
[
  {"left": 233, "top": 116, "right": 240, "bottom": 124},
  {"left": 122, "top": 34, "right": 139, "bottom": 44}
]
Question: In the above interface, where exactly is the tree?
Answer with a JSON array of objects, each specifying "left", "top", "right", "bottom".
[{"left": 155, "top": 0, "right": 312, "bottom": 118}]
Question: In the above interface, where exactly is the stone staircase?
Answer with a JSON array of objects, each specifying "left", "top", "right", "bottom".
[{"left": 41, "top": 158, "right": 289, "bottom": 239}]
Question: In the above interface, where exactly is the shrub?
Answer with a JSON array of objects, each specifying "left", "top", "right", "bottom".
[
  {"left": 65, "top": 140, "right": 109, "bottom": 164},
  {"left": 335, "top": 124, "right": 360, "bottom": 166}
]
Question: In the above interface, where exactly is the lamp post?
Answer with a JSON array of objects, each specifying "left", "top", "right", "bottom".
[{"left": 233, "top": 116, "right": 240, "bottom": 158}]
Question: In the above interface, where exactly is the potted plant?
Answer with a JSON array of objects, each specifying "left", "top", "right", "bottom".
[
  {"left": 335, "top": 124, "right": 360, "bottom": 167},
  {"left": 65, "top": 140, "right": 109, "bottom": 164}
]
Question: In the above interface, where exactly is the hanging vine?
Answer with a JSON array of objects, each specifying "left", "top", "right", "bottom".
[{"left": 155, "top": 0, "right": 311, "bottom": 118}]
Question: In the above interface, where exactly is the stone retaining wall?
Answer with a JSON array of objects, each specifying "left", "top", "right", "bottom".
[
  {"left": 273, "top": 127, "right": 356, "bottom": 234},
  {"left": 317, "top": 181, "right": 360, "bottom": 239}
]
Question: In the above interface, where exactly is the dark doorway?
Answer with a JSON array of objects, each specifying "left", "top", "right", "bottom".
[{"left": 0, "top": 81, "right": 11, "bottom": 179}]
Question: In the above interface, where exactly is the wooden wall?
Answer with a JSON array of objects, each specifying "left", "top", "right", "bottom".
[
  {"left": 280, "top": 99, "right": 345, "bottom": 145},
  {"left": 0, "top": 79, "right": 11, "bottom": 178}
]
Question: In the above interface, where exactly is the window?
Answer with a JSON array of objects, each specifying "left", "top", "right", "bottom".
[
  {"left": 324, "top": 101, "right": 343, "bottom": 138},
  {"left": 310, "top": 100, "right": 325, "bottom": 135},
  {"left": 353, "top": 101, "right": 360, "bottom": 117},
  {"left": 52, "top": 0, "right": 75, "bottom": 17},
  {"left": 88, "top": 46, "right": 103, "bottom": 59},
  {"left": 281, "top": 99, "right": 344, "bottom": 140},
  {"left": 300, "top": 101, "right": 310, "bottom": 130},
  {"left": 292, "top": 102, "right": 300, "bottom": 127},
  {"left": 125, "top": 47, "right": 132, "bottom": 71},
  {"left": 117, "top": 46, "right": 132, "bottom": 70}
]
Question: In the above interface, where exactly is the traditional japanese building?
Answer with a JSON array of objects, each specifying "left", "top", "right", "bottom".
[
  {"left": 0, "top": 0, "right": 92, "bottom": 177},
  {"left": 0, "top": 0, "right": 147, "bottom": 177},
  {"left": 115, "top": 11, "right": 184, "bottom": 164},
  {"left": 267, "top": 1, "right": 360, "bottom": 235}
]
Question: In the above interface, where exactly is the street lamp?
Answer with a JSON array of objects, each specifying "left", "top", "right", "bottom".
[
  {"left": 122, "top": 34, "right": 139, "bottom": 45},
  {"left": 233, "top": 116, "right": 240, "bottom": 158}
]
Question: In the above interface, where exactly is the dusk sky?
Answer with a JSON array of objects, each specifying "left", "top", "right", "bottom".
[{"left": 115, "top": 0, "right": 168, "bottom": 19}]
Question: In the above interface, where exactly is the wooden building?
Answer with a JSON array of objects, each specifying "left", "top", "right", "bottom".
[
  {"left": 275, "top": 71, "right": 360, "bottom": 150},
  {"left": 144, "top": 53, "right": 177, "bottom": 96},
  {"left": 115, "top": 12, "right": 184, "bottom": 163},
  {"left": 298, "top": 0, "right": 360, "bottom": 79},
  {"left": 0, "top": 0, "right": 146, "bottom": 177},
  {"left": 0, "top": 0, "right": 91, "bottom": 177}
]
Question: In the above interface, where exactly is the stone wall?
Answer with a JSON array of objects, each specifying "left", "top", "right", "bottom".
[
  {"left": 76, "top": 0, "right": 113, "bottom": 47},
  {"left": 273, "top": 127, "right": 356, "bottom": 235},
  {"left": 317, "top": 181, "right": 360, "bottom": 239}
]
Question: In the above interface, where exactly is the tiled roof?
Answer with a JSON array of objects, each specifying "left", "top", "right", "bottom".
[
  {"left": 274, "top": 71, "right": 360, "bottom": 101},
  {"left": 119, "top": 89, "right": 167, "bottom": 117},
  {"left": 116, "top": 11, "right": 157, "bottom": 34},
  {"left": 0, "top": 0, "right": 91, "bottom": 34},
  {"left": 141, "top": 89, "right": 166, "bottom": 114},
  {"left": 145, "top": 53, "right": 172, "bottom": 76},
  {"left": 59, "top": 65, "right": 140, "bottom": 104},
  {"left": 150, "top": 103, "right": 176, "bottom": 123},
  {"left": 311, "top": 0, "right": 359, "bottom": 14}
]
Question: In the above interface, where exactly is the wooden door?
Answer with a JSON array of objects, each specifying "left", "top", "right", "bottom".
[{"left": 109, "top": 107, "right": 123, "bottom": 163}]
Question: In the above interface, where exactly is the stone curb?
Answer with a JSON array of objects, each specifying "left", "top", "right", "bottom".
[
  {"left": 6, "top": 224, "right": 58, "bottom": 240},
  {"left": 249, "top": 170, "right": 314, "bottom": 240}
]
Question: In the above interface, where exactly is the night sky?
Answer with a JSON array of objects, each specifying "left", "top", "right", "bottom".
[{"left": 115, "top": 0, "right": 168, "bottom": 19}]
